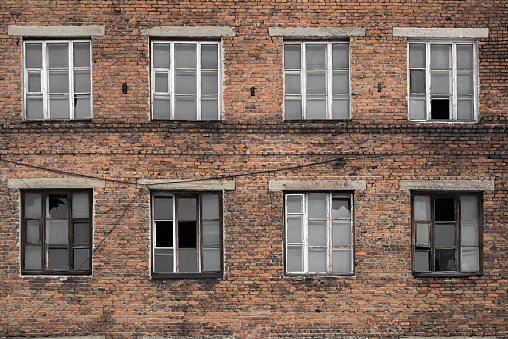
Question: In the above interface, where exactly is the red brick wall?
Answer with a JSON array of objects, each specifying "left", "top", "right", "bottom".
[{"left": 0, "top": 0, "right": 506, "bottom": 338}]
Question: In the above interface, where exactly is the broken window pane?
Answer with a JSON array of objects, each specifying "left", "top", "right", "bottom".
[
  {"left": 73, "top": 222, "right": 90, "bottom": 245},
  {"left": 287, "top": 245, "right": 303, "bottom": 272},
  {"left": 332, "top": 221, "right": 351, "bottom": 246},
  {"left": 461, "top": 247, "right": 479, "bottom": 272},
  {"left": 48, "top": 248, "right": 68, "bottom": 270},
  {"left": 201, "top": 44, "right": 218, "bottom": 69},
  {"left": 25, "top": 245, "right": 42, "bottom": 270},
  {"left": 46, "top": 219, "right": 68, "bottom": 245},
  {"left": 409, "top": 44, "right": 425, "bottom": 68},
  {"left": 332, "top": 198, "right": 350, "bottom": 219},
  {"left": 48, "top": 195, "right": 68, "bottom": 218},
  {"left": 414, "top": 251, "right": 430, "bottom": 272},
  {"left": 73, "top": 248, "right": 90, "bottom": 270},
  {"left": 25, "top": 193, "right": 41, "bottom": 219},
  {"left": 175, "top": 43, "right": 196, "bottom": 69},
  {"left": 435, "top": 249, "right": 456, "bottom": 271},
  {"left": 73, "top": 42, "right": 90, "bottom": 68},
  {"left": 414, "top": 195, "right": 430, "bottom": 221},
  {"left": 153, "top": 43, "right": 170, "bottom": 68},
  {"left": 27, "top": 221, "right": 40, "bottom": 243},
  {"left": 48, "top": 43, "right": 69, "bottom": 68},
  {"left": 332, "top": 249, "right": 351, "bottom": 273},
  {"left": 74, "top": 95, "right": 91, "bottom": 119},
  {"left": 308, "top": 248, "right": 327, "bottom": 273},
  {"left": 154, "top": 248, "right": 173, "bottom": 273},
  {"left": 178, "top": 248, "right": 197, "bottom": 272},
  {"left": 155, "top": 221, "right": 173, "bottom": 247},
  {"left": 284, "top": 44, "right": 301, "bottom": 69},
  {"left": 72, "top": 193, "right": 89, "bottom": 219},
  {"left": 25, "top": 43, "right": 42, "bottom": 68}
]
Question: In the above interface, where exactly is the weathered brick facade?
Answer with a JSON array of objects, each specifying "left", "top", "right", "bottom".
[{"left": 0, "top": 0, "right": 506, "bottom": 338}]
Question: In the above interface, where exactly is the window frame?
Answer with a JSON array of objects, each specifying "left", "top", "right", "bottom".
[
  {"left": 411, "top": 192, "right": 483, "bottom": 277},
  {"left": 407, "top": 40, "right": 479, "bottom": 122},
  {"left": 284, "top": 192, "right": 355, "bottom": 276},
  {"left": 23, "top": 39, "right": 93, "bottom": 121},
  {"left": 151, "top": 191, "right": 223, "bottom": 279},
  {"left": 283, "top": 41, "right": 351, "bottom": 120},
  {"left": 150, "top": 40, "right": 222, "bottom": 121},
  {"left": 21, "top": 189, "right": 93, "bottom": 275}
]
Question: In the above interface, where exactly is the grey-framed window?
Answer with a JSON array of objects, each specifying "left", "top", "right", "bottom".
[
  {"left": 408, "top": 41, "right": 478, "bottom": 122},
  {"left": 151, "top": 192, "right": 222, "bottom": 278},
  {"left": 21, "top": 190, "right": 92, "bottom": 275},
  {"left": 412, "top": 193, "right": 482, "bottom": 276},
  {"left": 285, "top": 193, "right": 354, "bottom": 275},
  {"left": 284, "top": 42, "right": 350, "bottom": 120},
  {"left": 23, "top": 40, "right": 92, "bottom": 120},
  {"left": 151, "top": 41, "right": 221, "bottom": 121}
]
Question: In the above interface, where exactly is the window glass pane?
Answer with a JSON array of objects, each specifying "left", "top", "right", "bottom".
[
  {"left": 175, "top": 96, "right": 197, "bottom": 120},
  {"left": 410, "top": 70, "right": 425, "bottom": 94},
  {"left": 285, "top": 98, "right": 302, "bottom": 120},
  {"left": 178, "top": 221, "right": 196, "bottom": 248},
  {"left": 48, "top": 43, "right": 69, "bottom": 68},
  {"left": 73, "top": 42, "right": 90, "bottom": 68},
  {"left": 46, "top": 219, "right": 68, "bottom": 245},
  {"left": 286, "top": 195, "right": 303, "bottom": 213},
  {"left": 201, "top": 71, "right": 218, "bottom": 95},
  {"left": 74, "top": 95, "right": 91, "bottom": 119},
  {"left": 431, "top": 44, "right": 451, "bottom": 69},
  {"left": 49, "top": 96, "right": 70, "bottom": 119},
  {"left": 306, "top": 71, "right": 326, "bottom": 95},
  {"left": 306, "top": 44, "right": 326, "bottom": 69},
  {"left": 332, "top": 249, "right": 351, "bottom": 273},
  {"left": 202, "top": 194, "right": 220, "bottom": 220},
  {"left": 332, "top": 221, "right": 351, "bottom": 246},
  {"left": 434, "top": 249, "right": 456, "bottom": 271},
  {"left": 332, "top": 70, "right": 348, "bottom": 95},
  {"left": 457, "top": 71, "right": 474, "bottom": 95},
  {"left": 25, "top": 43, "right": 42, "bottom": 68},
  {"left": 308, "top": 194, "right": 327, "bottom": 219},
  {"left": 287, "top": 215, "right": 303, "bottom": 243},
  {"left": 25, "top": 245, "right": 42, "bottom": 270},
  {"left": 434, "top": 223, "right": 456, "bottom": 247},
  {"left": 153, "top": 96, "right": 170, "bottom": 120},
  {"left": 201, "top": 44, "right": 218, "bottom": 69},
  {"left": 26, "top": 96, "right": 44, "bottom": 120},
  {"left": 332, "top": 44, "right": 348, "bottom": 69},
  {"left": 332, "top": 198, "right": 350, "bottom": 219},
  {"left": 415, "top": 223, "right": 430, "bottom": 246},
  {"left": 284, "top": 44, "right": 301, "bottom": 69},
  {"left": 72, "top": 193, "right": 89, "bottom": 219},
  {"left": 306, "top": 97, "right": 326, "bottom": 120},
  {"left": 73, "top": 248, "right": 90, "bottom": 270},
  {"left": 202, "top": 220, "right": 220, "bottom": 247},
  {"left": 153, "top": 43, "right": 170, "bottom": 68},
  {"left": 457, "top": 44, "right": 473, "bottom": 69},
  {"left": 154, "top": 196, "right": 173, "bottom": 220},
  {"left": 178, "top": 197, "right": 196, "bottom": 220},
  {"left": 287, "top": 245, "right": 303, "bottom": 272},
  {"left": 414, "top": 251, "right": 430, "bottom": 272},
  {"left": 457, "top": 99, "right": 474, "bottom": 121},
  {"left": 73, "top": 222, "right": 90, "bottom": 245},
  {"left": 308, "top": 220, "right": 327, "bottom": 246},
  {"left": 155, "top": 72, "right": 169, "bottom": 93},
  {"left": 155, "top": 221, "right": 173, "bottom": 247},
  {"left": 25, "top": 193, "right": 41, "bottom": 219},
  {"left": 409, "top": 97, "right": 426, "bottom": 120},
  {"left": 175, "top": 71, "right": 196, "bottom": 94},
  {"left": 201, "top": 98, "right": 219, "bottom": 120},
  {"left": 175, "top": 43, "right": 196, "bottom": 69},
  {"left": 74, "top": 70, "right": 91, "bottom": 93},
  {"left": 308, "top": 248, "right": 327, "bottom": 273},
  {"left": 154, "top": 248, "right": 173, "bottom": 273},
  {"left": 178, "top": 248, "right": 197, "bottom": 272},
  {"left": 431, "top": 70, "right": 450, "bottom": 95},
  {"left": 332, "top": 98, "right": 349, "bottom": 120},
  {"left": 48, "top": 194, "right": 68, "bottom": 218},
  {"left": 461, "top": 196, "right": 478, "bottom": 220},
  {"left": 28, "top": 71, "right": 41, "bottom": 92},
  {"left": 435, "top": 198, "right": 455, "bottom": 221},
  {"left": 461, "top": 220, "right": 479, "bottom": 246},
  {"left": 202, "top": 248, "right": 221, "bottom": 272},
  {"left": 48, "top": 248, "right": 68, "bottom": 270},
  {"left": 49, "top": 70, "right": 69, "bottom": 94},
  {"left": 461, "top": 247, "right": 479, "bottom": 272},
  {"left": 285, "top": 73, "right": 301, "bottom": 95},
  {"left": 413, "top": 195, "right": 430, "bottom": 221},
  {"left": 27, "top": 221, "right": 40, "bottom": 243},
  {"left": 409, "top": 44, "right": 426, "bottom": 68}
]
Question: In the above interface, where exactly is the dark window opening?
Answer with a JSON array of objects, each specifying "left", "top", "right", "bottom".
[{"left": 431, "top": 99, "right": 450, "bottom": 119}]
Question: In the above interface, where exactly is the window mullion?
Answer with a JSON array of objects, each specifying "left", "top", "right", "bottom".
[
  {"left": 42, "top": 42, "right": 49, "bottom": 120},
  {"left": 451, "top": 43, "right": 458, "bottom": 121},
  {"left": 173, "top": 195, "right": 178, "bottom": 272},
  {"left": 69, "top": 42, "right": 75, "bottom": 120},
  {"left": 327, "top": 43, "right": 333, "bottom": 120},
  {"left": 327, "top": 193, "right": 332, "bottom": 273},
  {"left": 196, "top": 42, "right": 202, "bottom": 120},
  {"left": 303, "top": 194, "right": 309, "bottom": 273},
  {"left": 425, "top": 43, "right": 431, "bottom": 121},
  {"left": 197, "top": 195, "right": 202, "bottom": 273},
  {"left": 301, "top": 43, "right": 306, "bottom": 120},
  {"left": 473, "top": 43, "right": 479, "bottom": 122},
  {"left": 170, "top": 43, "right": 175, "bottom": 120}
]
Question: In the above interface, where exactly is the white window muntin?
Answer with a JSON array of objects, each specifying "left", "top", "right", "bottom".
[
  {"left": 150, "top": 41, "right": 222, "bottom": 121},
  {"left": 283, "top": 41, "right": 351, "bottom": 120},
  {"left": 408, "top": 40, "right": 478, "bottom": 122},
  {"left": 23, "top": 40, "right": 92, "bottom": 121},
  {"left": 152, "top": 192, "right": 177, "bottom": 273},
  {"left": 285, "top": 192, "right": 354, "bottom": 275}
]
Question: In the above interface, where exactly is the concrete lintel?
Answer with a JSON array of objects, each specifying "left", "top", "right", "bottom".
[
  {"left": 140, "top": 26, "right": 236, "bottom": 38},
  {"left": 138, "top": 179, "right": 236, "bottom": 191},
  {"left": 7, "top": 178, "right": 106, "bottom": 189},
  {"left": 393, "top": 27, "right": 489, "bottom": 39},
  {"left": 269, "top": 180, "right": 367, "bottom": 191},
  {"left": 11, "top": 337, "right": 105, "bottom": 339},
  {"left": 402, "top": 337, "right": 497, "bottom": 339},
  {"left": 399, "top": 180, "right": 494, "bottom": 191},
  {"left": 8, "top": 25, "right": 105, "bottom": 37},
  {"left": 269, "top": 27, "right": 366, "bottom": 38}
]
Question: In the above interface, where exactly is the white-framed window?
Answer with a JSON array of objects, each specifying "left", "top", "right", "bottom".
[
  {"left": 284, "top": 41, "right": 350, "bottom": 120},
  {"left": 23, "top": 40, "right": 92, "bottom": 120},
  {"left": 285, "top": 193, "right": 354, "bottom": 275},
  {"left": 151, "top": 192, "right": 222, "bottom": 277},
  {"left": 408, "top": 41, "right": 478, "bottom": 122},
  {"left": 151, "top": 41, "right": 221, "bottom": 121}
]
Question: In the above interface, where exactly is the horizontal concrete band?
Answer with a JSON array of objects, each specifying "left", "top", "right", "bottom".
[
  {"left": 269, "top": 180, "right": 367, "bottom": 191},
  {"left": 402, "top": 337, "right": 497, "bottom": 339},
  {"left": 138, "top": 179, "right": 236, "bottom": 191},
  {"left": 269, "top": 27, "right": 366, "bottom": 38},
  {"left": 393, "top": 27, "right": 489, "bottom": 38},
  {"left": 10, "top": 337, "right": 105, "bottom": 339},
  {"left": 140, "top": 26, "right": 236, "bottom": 38},
  {"left": 8, "top": 25, "right": 106, "bottom": 37},
  {"left": 7, "top": 178, "right": 106, "bottom": 189},
  {"left": 399, "top": 180, "right": 495, "bottom": 191}
]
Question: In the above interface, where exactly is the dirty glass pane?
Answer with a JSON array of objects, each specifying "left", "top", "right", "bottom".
[
  {"left": 461, "top": 247, "right": 479, "bottom": 272},
  {"left": 48, "top": 43, "right": 68, "bottom": 68},
  {"left": 332, "top": 198, "right": 350, "bottom": 219},
  {"left": 416, "top": 223, "right": 430, "bottom": 247},
  {"left": 431, "top": 70, "right": 450, "bottom": 95},
  {"left": 410, "top": 70, "right": 425, "bottom": 94},
  {"left": 153, "top": 96, "right": 170, "bottom": 120},
  {"left": 25, "top": 43, "right": 42, "bottom": 68},
  {"left": 413, "top": 195, "right": 430, "bottom": 221},
  {"left": 308, "top": 248, "right": 327, "bottom": 272},
  {"left": 178, "top": 197, "right": 196, "bottom": 220},
  {"left": 308, "top": 194, "right": 327, "bottom": 219},
  {"left": 46, "top": 219, "right": 68, "bottom": 245},
  {"left": 457, "top": 71, "right": 474, "bottom": 95},
  {"left": 153, "top": 43, "right": 170, "bottom": 68},
  {"left": 434, "top": 223, "right": 455, "bottom": 247},
  {"left": 332, "top": 98, "right": 349, "bottom": 120},
  {"left": 201, "top": 71, "right": 218, "bottom": 95},
  {"left": 332, "top": 249, "right": 351, "bottom": 273},
  {"left": 26, "top": 96, "right": 44, "bottom": 120},
  {"left": 458, "top": 99, "right": 474, "bottom": 121},
  {"left": 201, "top": 98, "right": 218, "bottom": 120},
  {"left": 155, "top": 221, "right": 173, "bottom": 247},
  {"left": 202, "top": 220, "right": 220, "bottom": 247},
  {"left": 49, "top": 70, "right": 69, "bottom": 93},
  {"left": 25, "top": 245, "right": 42, "bottom": 270},
  {"left": 287, "top": 245, "right": 303, "bottom": 272},
  {"left": 409, "top": 97, "right": 426, "bottom": 120},
  {"left": 28, "top": 71, "right": 41, "bottom": 92},
  {"left": 431, "top": 44, "right": 451, "bottom": 69},
  {"left": 435, "top": 249, "right": 456, "bottom": 271},
  {"left": 73, "top": 42, "right": 90, "bottom": 68},
  {"left": 154, "top": 196, "right": 173, "bottom": 220},
  {"left": 461, "top": 220, "right": 478, "bottom": 246},
  {"left": 73, "top": 248, "right": 90, "bottom": 270},
  {"left": 27, "top": 221, "right": 40, "bottom": 243},
  {"left": 202, "top": 194, "right": 219, "bottom": 220},
  {"left": 285, "top": 73, "right": 301, "bottom": 95},
  {"left": 48, "top": 194, "right": 68, "bottom": 218},
  {"left": 25, "top": 193, "right": 41, "bottom": 219},
  {"left": 414, "top": 251, "right": 429, "bottom": 272},
  {"left": 306, "top": 44, "right": 326, "bottom": 69},
  {"left": 306, "top": 97, "right": 326, "bottom": 120},
  {"left": 202, "top": 248, "right": 220, "bottom": 271},
  {"left": 286, "top": 195, "right": 303, "bottom": 214},
  {"left": 285, "top": 97, "right": 302, "bottom": 120},
  {"left": 457, "top": 44, "right": 473, "bottom": 69},
  {"left": 49, "top": 96, "right": 70, "bottom": 119},
  {"left": 175, "top": 96, "right": 197, "bottom": 120},
  {"left": 201, "top": 44, "right": 218, "bottom": 69},
  {"left": 332, "top": 43, "right": 348, "bottom": 69},
  {"left": 72, "top": 193, "right": 89, "bottom": 219},
  {"left": 308, "top": 220, "right": 327, "bottom": 246},
  {"left": 178, "top": 248, "right": 197, "bottom": 272},
  {"left": 332, "top": 70, "right": 348, "bottom": 95},
  {"left": 73, "top": 222, "right": 89, "bottom": 245},
  {"left": 287, "top": 215, "right": 303, "bottom": 243},
  {"left": 307, "top": 71, "right": 326, "bottom": 95},
  {"left": 175, "top": 71, "right": 196, "bottom": 94},
  {"left": 154, "top": 72, "right": 169, "bottom": 93},
  {"left": 154, "top": 248, "right": 173, "bottom": 273},
  {"left": 461, "top": 196, "right": 478, "bottom": 220},
  {"left": 409, "top": 44, "right": 426, "bottom": 68},
  {"left": 74, "top": 95, "right": 91, "bottom": 119},
  {"left": 49, "top": 248, "right": 68, "bottom": 270},
  {"left": 175, "top": 43, "right": 196, "bottom": 69},
  {"left": 332, "top": 221, "right": 351, "bottom": 246},
  {"left": 284, "top": 44, "right": 301, "bottom": 69}
]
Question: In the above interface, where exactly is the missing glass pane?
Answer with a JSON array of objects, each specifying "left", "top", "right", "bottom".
[
  {"left": 431, "top": 99, "right": 450, "bottom": 120},
  {"left": 155, "top": 221, "right": 173, "bottom": 247},
  {"left": 435, "top": 198, "right": 455, "bottom": 221},
  {"left": 178, "top": 221, "right": 196, "bottom": 248}
]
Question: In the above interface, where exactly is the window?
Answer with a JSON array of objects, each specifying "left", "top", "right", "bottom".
[
  {"left": 21, "top": 190, "right": 92, "bottom": 275},
  {"left": 23, "top": 40, "right": 92, "bottom": 120},
  {"left": 151, "top": 41, "right": 221, "bottom": 120},
  {"left": 412, "top": 193, "right": 482, "bottom": 275},
  {"left": 285, "top": 193, "right": 353, "bottom": 275},
  {"left": 284, "top": 42, "right": 350, "bottom": 120},
  {"left": 151, "top": 192, "right": 222, "bottom": 277},
  {"left": 408, "top": 41, "right": 478, "bottom": 122}
]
